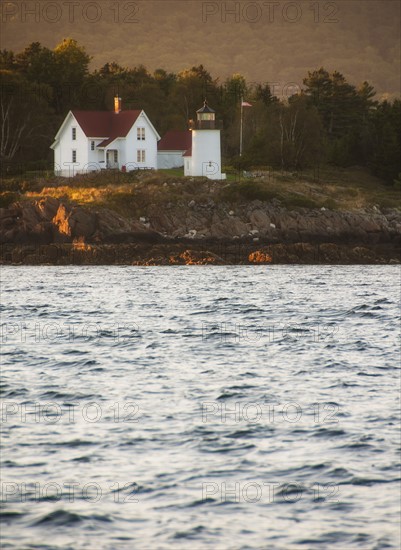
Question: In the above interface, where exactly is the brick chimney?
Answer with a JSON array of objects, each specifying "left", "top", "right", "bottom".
[{"left": 114, "top": 96, "right": 121, "bottom": 114}]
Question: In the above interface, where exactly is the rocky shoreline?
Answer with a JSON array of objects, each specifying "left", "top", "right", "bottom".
[
  {"left": 1, "top": 197, "right": 400, "bottom": 265},
  {"left": 1, "top": 241, "right": 400, "bottom": 266}
]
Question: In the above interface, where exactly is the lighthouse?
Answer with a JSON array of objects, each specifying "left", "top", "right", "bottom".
[{"left": 184, "top": 100, "right": 226, "bottom": 180}]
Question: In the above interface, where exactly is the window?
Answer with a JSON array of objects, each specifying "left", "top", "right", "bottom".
[
  {"left": 113, "top": 151, "right": 118, "bottom": 163},
  {"left": 137, "top": 127, "right": 145, "bottom": 140},
  {"left": 72, "top": 127, "right": 76, "bottom": 140},
  {"left": 137, "top": 150, "right": 145, "bottom": 163},
  {"left": 72, "top": 150, "right": 77, "bottom": 162},
  {"left": 91, "top": 141, "right": 95, "bottom": 151},
  {"left": 199, "top": 113, "right": 214, "bottom": 121}
]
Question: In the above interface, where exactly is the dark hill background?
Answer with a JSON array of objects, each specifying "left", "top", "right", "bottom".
[{"left": 2, "top": 0, "right": 400, "bottom": 98}]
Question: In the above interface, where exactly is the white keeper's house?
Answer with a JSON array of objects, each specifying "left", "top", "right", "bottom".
[{"left": 51, "top": 97, "right": 160, "bottom": 177}]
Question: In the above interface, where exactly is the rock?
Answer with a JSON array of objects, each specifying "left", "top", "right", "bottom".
[
  {"left": 69, "top": 207, "right": 97, "bottom": 238},
  {"left": 1, "top": 186, "right": 400, "bottom": 252},
  {"left": 319, "top": 243, "right": 342, "bottom": 262},
  {"left": 389, "top": 258, "right": 400, "bottom": 264},
  {"left": 210, "top": 215, "right": 248, "bottom": 239},
  {"left": 0, "top": 208, "right": 15, "bottom": 221},
  {"left": 52, "top": 204, "right": 71, "bottom": 236},
  {"left": 249, "top": 209, "right": 270, "bottom": 232},
  {"left": 350, "top": 246, "right": 376, "bottom": 262},
  {"left": 179, "top": 249, "right": 227, "bottom": 265},
  {"left": 103, "top": 231, "right": 163, "bottom": 244},
  {"left": 1, "top": 240, "right": 400, "bottom": 266},
  {"left": 36, "top": 197, "right": 60, "bottom": 220},
  {"left": 20, "top": 203, "right": 42, "bottom": 227},
  {"left": 96, "top": 209, "right": 145, "bottom": 240},
  {"left": 249, "top": 249, "right": 273, "bottom": 264},
  {"left": 52, "top": 205, "right": 96, "bottom": 239}
]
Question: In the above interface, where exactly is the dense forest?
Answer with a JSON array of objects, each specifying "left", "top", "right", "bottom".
[{"left": 1, "top": 39, "right": 400, "bottom": 184}]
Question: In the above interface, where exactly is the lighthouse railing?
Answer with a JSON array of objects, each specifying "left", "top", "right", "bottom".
[{"left": 188, "top": 119, "right": 223, "bottom": 130}]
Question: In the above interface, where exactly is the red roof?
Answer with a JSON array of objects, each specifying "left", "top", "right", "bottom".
[
  {"left": 97, "top": 137, "right": 116, "bottom": 147},
  {"left": 157, "top": 130, "right": 192, "bottom": 152},
  {"left": 183, "top": 147, "right": 192, "bottom": 157},
  {"left": 71, "top": 110, "right": 142, "bottom": 145}
]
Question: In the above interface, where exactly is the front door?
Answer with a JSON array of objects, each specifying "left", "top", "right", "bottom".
[{"left": 106, "top": 150, "right": 118, "bottom": 169}]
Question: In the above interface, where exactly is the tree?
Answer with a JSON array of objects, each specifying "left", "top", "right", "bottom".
[
  {"left": 254, "top": 83, "right": 277, "bottom": 106},
  {"left": 303, "top": 68, "right": 381, "bottom": 167},
  {"left": 153, "top": 68, "right": 176, "bottom": 96},
  {"left": 0, "top": 71, "right": 54, "bottom": 167},
  {"left": 243, "top": 95, "right": 322, "bottom": 170},
  {"left": 0, "top": 50, "right": 16, "bottom": 70},
  {"left": 171, "top": 65, "right": 219, "bottom": 123},
  {"left": 303, "top": 68, "right": 361, "bottom": 139},
  {"left": 51, "top": 39, "right": 91, "bottom": 114},
  {"left": 14, "top": 42, "right": 55, "bottom": 85},
  {"left": 369, "top": 100, "right": 401, "bottom": 184}
]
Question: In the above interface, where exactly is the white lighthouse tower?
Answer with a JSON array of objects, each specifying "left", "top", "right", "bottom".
[{"left": 184, "top": 100, "right": 226, "bottom": 180}]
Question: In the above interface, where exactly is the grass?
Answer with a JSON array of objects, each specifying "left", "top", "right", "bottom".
[
  {"left": 4, "top": 166, "right": 400, "bottom": 218},
  {"left": 157, "top": 167, "right": 185, "bottom": 178}
]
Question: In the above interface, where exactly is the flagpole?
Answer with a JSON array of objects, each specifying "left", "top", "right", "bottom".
[{"left": 239, "top": 96, "right": 243, "bottom": 157}]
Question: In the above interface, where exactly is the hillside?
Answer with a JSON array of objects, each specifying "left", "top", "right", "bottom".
[{"left": 2, "top": 0, "right": 400, "bottom": 98}]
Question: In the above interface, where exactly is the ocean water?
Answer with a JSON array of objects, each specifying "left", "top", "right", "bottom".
[{"left": 0, "top": 265, "right": 400, "bottom": 550}]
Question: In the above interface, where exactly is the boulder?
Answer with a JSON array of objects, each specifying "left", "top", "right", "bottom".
[
  {"left": 248, "top": 249, "right": 273, "bottom": 264},
  {"left": 36, "top": 197, "right": 60, "bottom": 220},
  {"left": 69, "top": 207, "right": 97, "bottom": 238},
  {"left": 249, "top": 209, "right": 270, "bottom": 232}
]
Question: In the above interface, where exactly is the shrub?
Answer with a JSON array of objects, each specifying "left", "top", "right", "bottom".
[
  {"left": 322, "top": 198, "right": 339, "bottom": 210},
  {"left": 282, "top": 195, "right": 319, "bottom": 209},
  {"left": 220, "top": 182, "right": 278, "bottom": 202}
]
